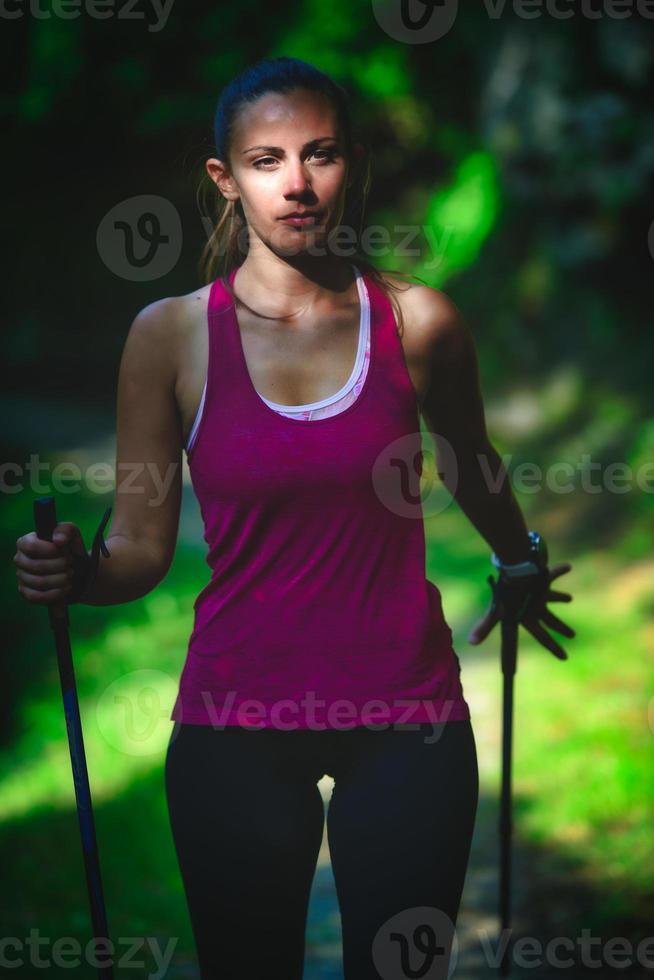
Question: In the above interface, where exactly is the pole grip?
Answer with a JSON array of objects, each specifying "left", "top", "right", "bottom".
[
  {"left": 34, "top": 495, "right": 58, "bottom": 542},
  {"left": 33, "top": 495, "right": 68, "bottom": 624}
]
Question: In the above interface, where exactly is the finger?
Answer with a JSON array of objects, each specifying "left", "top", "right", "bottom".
[
  {"left": 17, "top": 582, "right": 71, "bottom": 603},
  {"left": 14, "top": 552, "right": 71, "bottom": 575},
  {"left": 539, "top": 609, "right": 576, "bottom": 638},
  {"left": 468, "top": 609, "right": 501, "bottom": 644},
  {"left": 19, "top": 536, "right": 62, "bottom": 559},
  {"left": 522, "top": 619, "right": 568, "bottom": 660},
  {"left": 548, "top": 563, "right": 573, "bottom": 582},
  {"left": 18, "top": 568, "right": 73, "bottom": 591},
  {"left": 53, "top": 523, "right": 87, "bottom": 558},
  {"left": 545, "top": 590, "right": 572, "bottom": 603}
]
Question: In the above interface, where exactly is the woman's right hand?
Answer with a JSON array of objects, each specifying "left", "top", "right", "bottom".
[
  {"left": 467, "top": 562, "right": 575, "bottom": 660},
  {"left": 14, "top": 522, "right": 88, "bottom": 605}
]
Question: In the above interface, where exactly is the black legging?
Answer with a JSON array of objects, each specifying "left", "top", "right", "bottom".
[{"left": 164, "top": 718, "right": 479, "bottom": 979}]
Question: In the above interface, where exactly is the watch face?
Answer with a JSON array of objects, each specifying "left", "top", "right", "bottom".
[{"left": 530, "top": 533, "right": 548, "bottom": 567}]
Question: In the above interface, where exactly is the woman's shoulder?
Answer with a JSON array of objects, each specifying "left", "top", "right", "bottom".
[
  {"left": 377, "top": 272, "right": 466, "bottom": 359},
  {"left": 167, "top": 283, "right": 214, "bottom": 343},
  {"left": 378, "top": 272, "right": 458, "bottom": 320},
  {"left": 126, "top": 284, "right": 213, "bottom": 369}
]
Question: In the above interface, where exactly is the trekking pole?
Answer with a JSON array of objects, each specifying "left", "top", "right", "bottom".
[
  {"left": 33, "top": 495, "right": 114, "bottom": 979},
  {"left": 498, "top": 607, "right": 519, "bottom": 977},
  {"left": 487, "top": 529, "right": 575, "bottom": 977},
  {"left": 488, "top": 530, "right": 553, "bottom": 977}
]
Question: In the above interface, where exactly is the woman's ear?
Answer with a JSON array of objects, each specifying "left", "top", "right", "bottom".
[{"left": 207, "top": 157, "right": 240, "bottom": 202}]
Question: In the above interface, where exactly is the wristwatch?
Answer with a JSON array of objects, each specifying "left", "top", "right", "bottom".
[{"left": 490, "top": 530, "right": 548, "bottom": 578}]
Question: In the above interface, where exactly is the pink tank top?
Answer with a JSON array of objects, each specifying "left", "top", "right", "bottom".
[
  {"left": 185, "top": 264, "right": 370, "bottom": 444},
  {"left": 171, "top": 263, "right": 471, "bottom": 729}
]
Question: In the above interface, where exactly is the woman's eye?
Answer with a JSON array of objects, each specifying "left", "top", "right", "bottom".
[{"left": 253, "top": 150, "right": 337, "bottom": 168}]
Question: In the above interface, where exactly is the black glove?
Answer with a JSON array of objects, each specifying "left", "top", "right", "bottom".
[{"left": 487, "top": 565, "right": 552, "bottom": 624}]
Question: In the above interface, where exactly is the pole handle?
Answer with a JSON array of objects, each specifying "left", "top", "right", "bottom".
[
  {"left": 34, "top": 495, "right": 58, "bottom": 542},
  {"left": 33, "top": 496, "right": 68, "bottom": 625}
]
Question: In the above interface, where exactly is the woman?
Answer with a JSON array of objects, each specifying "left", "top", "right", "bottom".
[{"left": 15, "top": 57, "right": 574, "bottom": 980}]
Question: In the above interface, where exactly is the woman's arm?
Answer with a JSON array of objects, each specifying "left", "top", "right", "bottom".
[
  {"left": 81, "top": 299, "right": 184, "bottom": 605},
  {"left": 405, "top": 286, "right": 575, "bottom": 657},
  {"left": 411, "top": 287, "right": 533, "bottom": 565}
]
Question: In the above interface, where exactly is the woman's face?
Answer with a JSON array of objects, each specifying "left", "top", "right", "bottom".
[{"left": 209, "top": 88, "right": 354, "bottom": 258}]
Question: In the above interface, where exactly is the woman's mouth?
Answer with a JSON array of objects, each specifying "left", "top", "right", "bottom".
[{"left": 278, "top": 213, "right": 323, "bottom": 228}]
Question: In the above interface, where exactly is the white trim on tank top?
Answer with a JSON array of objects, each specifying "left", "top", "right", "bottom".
[{"left": 185, "top": 263, "right": 369, "bottom": 451}]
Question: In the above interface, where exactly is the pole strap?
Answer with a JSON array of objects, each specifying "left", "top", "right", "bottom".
[{"left": 68, "top": 506, "right": 113, "bottom": 605}]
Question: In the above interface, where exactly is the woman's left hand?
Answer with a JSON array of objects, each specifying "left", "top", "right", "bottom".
[{"left": 467, "top": 562, "right": 575, "bottom": 660}]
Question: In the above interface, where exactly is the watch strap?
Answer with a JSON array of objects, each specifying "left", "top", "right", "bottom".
[{"left": 491, "top": 530, "right": 546, "bottom": 579}]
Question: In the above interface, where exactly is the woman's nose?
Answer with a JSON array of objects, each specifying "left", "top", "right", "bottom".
[{"left": 282, "top": 160, "right": 314, "bottom": 195}]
